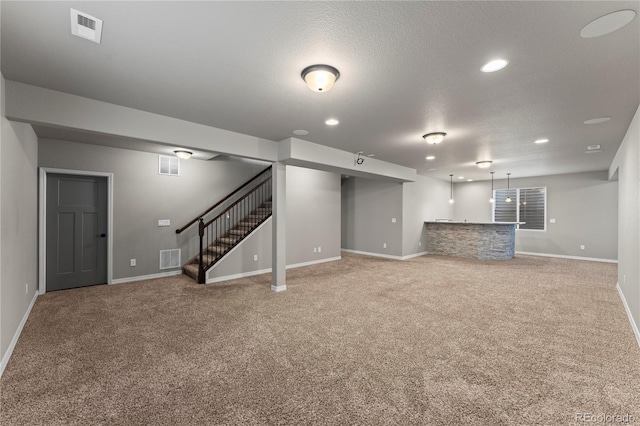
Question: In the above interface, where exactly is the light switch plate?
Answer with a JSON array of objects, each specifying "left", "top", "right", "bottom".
[{"left": 158, "top": 219, "right": 171, "bottom": 227}]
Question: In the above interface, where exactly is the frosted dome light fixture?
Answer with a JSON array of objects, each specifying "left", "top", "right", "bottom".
[
  {"left": 423, "top": 132, "right": 447, "bottom": 144},
  {"left": 301, "top": 64, "right": 340, "bottom": 92},
  {"left": 174, "top": 150, "right": 193, "bottom": 160}
]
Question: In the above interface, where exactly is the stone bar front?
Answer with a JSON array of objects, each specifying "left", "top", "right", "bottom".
[{"left": 425, "top": 221, "right": 520, "bottom": 260}]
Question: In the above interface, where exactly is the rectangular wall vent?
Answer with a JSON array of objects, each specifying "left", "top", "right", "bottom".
[
  {"left": 159, "top": 155, "right": 180, "bottom": 176},
  {"left": 70, "top": 8, "right": 103, "bottom": 44},
  {"left": 160, "top": 249, "right": 181, "bottom": 270}
]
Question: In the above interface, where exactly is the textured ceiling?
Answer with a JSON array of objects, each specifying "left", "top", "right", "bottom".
[{"left": 2, "top": 1, "right": 638, "bottom": 181}]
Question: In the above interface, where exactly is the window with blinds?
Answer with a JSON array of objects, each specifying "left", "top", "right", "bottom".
[{"left": 493, "top": 187, "right": 546, "bottom": 231}]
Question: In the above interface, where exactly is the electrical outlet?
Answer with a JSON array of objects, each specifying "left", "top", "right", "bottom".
[
  {"left": 392, "top": 218, "right": 396, "bottom": 223},
  {"left": 253, "top": 254, "right": 258, "bottom": 261},
  {"left": 318, "top": 246, "right": 321, "bottom": 253},
  {"left": 383, "top": 243, "right": 387, "bottom": 249},
  {"left": 550, "top": 218, "right": 556, "bottom": 223},
  {"left": 580, "top": 245, "right": 585, "bottom": 250},
  {"left": 25, "top": 283, "right": 28, "bottom": 294},
  {"left": 158, "top": 219, "right": 170, "bottom": 227},
  {"left": 130, "top": 259, "right": 136, "bottom": 267},
  {"left": 314, "top": 247, "right": 317, "bottom": 253}
]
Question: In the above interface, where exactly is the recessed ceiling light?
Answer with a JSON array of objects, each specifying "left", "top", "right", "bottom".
[
  {"left": 293, "top": 129, "right": 309, "bottom": 136},
  {"left": 476, "top": 161, "right": 492, "bottom": 168},
  {"left": 325, "top": 118, "right": 339, "bottom": 126},
  {"left": 534, "top": 139, "right": 549, "bottom": 144},
  {"left": 481, "top": 59, "right": 509, "bottom": 72},
  {"left": 584, "top": 117, "right": 611, "bottom": 125},
  {"left": 580, "top": 10, "right": 637, "bottom": 38},
  {"left": 587, "top": 144, "right": 601, "bottom": 150},
  {"left": 426, "top": 155, "right": 436, "bottom": 160},
  {"left": 467, "top": 179, "right": 474, "bottom": 182},
  {"left": 458, "top": 176, "right": 465, "bottom": 179}
]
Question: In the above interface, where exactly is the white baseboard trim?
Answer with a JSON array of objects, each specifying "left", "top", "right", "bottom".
[
  {"left": 516, "top": 251, "right": 618, "bottom": 264},
  {"left": 271, "top": 285, "right": 287, "bottom": 292},
  {"left": 286, "top": 256, "right": 342, "bottom": 269},
  {"left": 616, "top": 283, "right": 640, "bottom": 348},
  {"left": 206, "top": 256, "right": 342, "bottom": 285},
  {"left": 341, "top": 249, "right": 427, "bottom": 261},
  {"left": 207, "top": 267, "right": 272, "bottom": 284},
  {"left": 1, "top": 292, "right": 38, "bottom": 377},
  {"left": 110, "top": 270, "right": 182, "bottom": 285}
]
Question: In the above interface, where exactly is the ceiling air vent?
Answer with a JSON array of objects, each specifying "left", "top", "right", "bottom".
[{"left": 70, "top": 8, "right": 103, "bottom": 43}]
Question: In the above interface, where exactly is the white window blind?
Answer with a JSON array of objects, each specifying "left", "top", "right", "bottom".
[{"left": 493, "top": 187, "right": 546, "bottom": 231}]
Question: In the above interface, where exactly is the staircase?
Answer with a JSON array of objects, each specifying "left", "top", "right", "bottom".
[
  {"left": 175, "top": 167, "right": 272, "bottom": 284},
  {"left": 182, "top": 199, "right": 271, "bottom": 282}
]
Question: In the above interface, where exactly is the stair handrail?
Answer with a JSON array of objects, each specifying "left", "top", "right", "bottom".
[
  {"left": 175, "top": 166, "right": 271, "bottom": 234},
  {"left": 195, "top": 176, "right": 272, "bottom": 283},
  {"left": 202, "top": 176, "right": 271, "bottom": 229}
]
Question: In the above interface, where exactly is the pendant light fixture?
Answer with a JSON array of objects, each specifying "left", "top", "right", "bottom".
[
  {"left": 505, "top": 173, "right": 512, "bottom": 203},
  {"left": 449, "top": 174, "right": 454, "bottom": 204},
  {"left": 301, "top": 64, "right": 340, "bottom": 92},
  {"left": 489, "top": 171, "right": 495, "bottom": 203}
]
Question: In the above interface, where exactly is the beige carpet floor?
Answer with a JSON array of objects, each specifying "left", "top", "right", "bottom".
[{"left": 1, "top": 253, "right": 639, "bottom": 425}]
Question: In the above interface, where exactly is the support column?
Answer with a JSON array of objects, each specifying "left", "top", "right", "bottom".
[{"left": 271, "top": 162, "right": 286, "bottom": 292}]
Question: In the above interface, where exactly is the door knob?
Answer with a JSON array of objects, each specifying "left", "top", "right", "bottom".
[{"left": 99, "top": 233, "right": 106, "bottom": 238}]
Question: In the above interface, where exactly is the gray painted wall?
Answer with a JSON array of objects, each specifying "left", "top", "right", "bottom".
[
  {"left": 208, "top": 166, "right": 342, "bottom": 280},
  {"left": 341, "top": 175, "right": 453, "bottom": 257},
  {"left": 452, "top": 171, "right": 618, "bottom": 260},
  {"left": 1, "top": 74, "right": 38, "bottom": 365},
  {"left": 38, "top": 138, "right": 268, "bottom": 280},
  {"left": 341, "top": 177, "right": 404, "bottom": 256},
  {"left": 402, "top": 175, "right": 454, "bottom": 256},
  {"left": 610, "top": 105, "right": 639, "bottom": 337}
]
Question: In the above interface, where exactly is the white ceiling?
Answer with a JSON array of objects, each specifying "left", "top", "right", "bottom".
[{"left": 2, "top": 1, "right": 638, "bottom": 181}]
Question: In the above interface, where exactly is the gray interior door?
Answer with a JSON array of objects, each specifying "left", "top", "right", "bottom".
[{"left": 46, "top": 174, "right": 108, "bottom": 291}]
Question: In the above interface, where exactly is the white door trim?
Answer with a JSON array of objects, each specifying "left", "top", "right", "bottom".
[{"left": 39, "top": 168, "right": 114, "bottom": 294}]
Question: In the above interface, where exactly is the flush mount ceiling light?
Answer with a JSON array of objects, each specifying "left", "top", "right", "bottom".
[
  {"left": 584, "top": 117, "right": 611, "bottom": 125},
  {"left": 325, "top": 118, "right": 340, "bottom": 126},
  {"left": 174, "top": 150, "right": 193, "bottom": 160},
  {"left": 301, "top": 64, "right": 340, "bottom": 92},
  {"left": 423, "top": 132, "right": 447, "bottom": 144},
  {"left": 534, "top": 139, "right": 549, "bottom": 144},
  {"left": 481, "top": 59, "right": 509, "bottom": 72},
  {"left": 426, "top": 155, "right": 436, "bottom": 160},
  {"left": 293, "top": 129, "right": 309, "bottom": 136},
  {"left": 580, "top": 10, "right": 637, "bottom": 38},
  {"left": 476, "top": 161, "right": 493, "bottom": 168}
]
